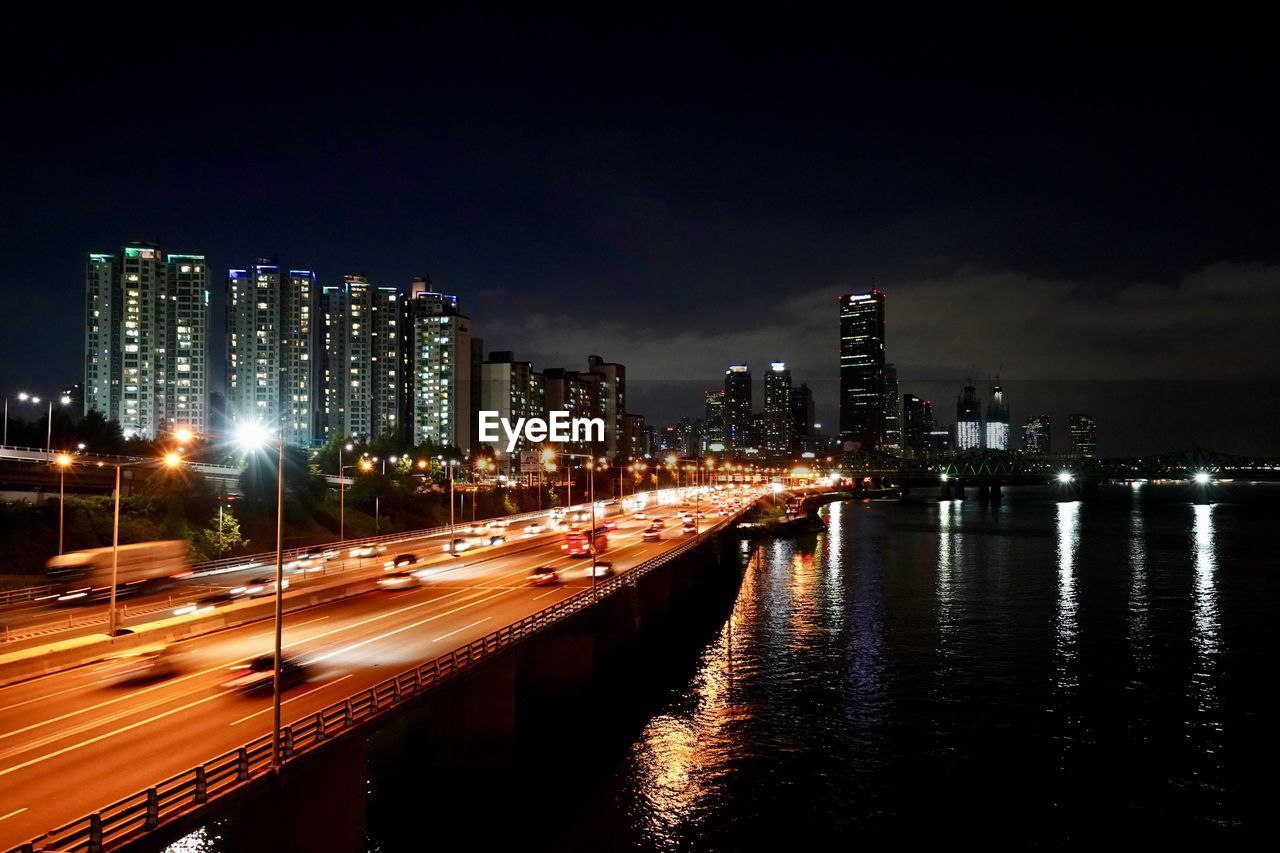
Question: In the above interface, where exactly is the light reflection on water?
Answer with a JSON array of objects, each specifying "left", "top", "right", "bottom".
[{"left": 609, "top": 492, "right": 1271, "bottom": 848}]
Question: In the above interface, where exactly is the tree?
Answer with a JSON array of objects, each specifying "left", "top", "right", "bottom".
[{"left": 191, "top": 509, "right": 248, "bottom": 561}]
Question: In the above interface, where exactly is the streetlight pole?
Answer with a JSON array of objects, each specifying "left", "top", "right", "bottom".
[
  {"left": 338, "top": 442, "right": 353, "bottom": 542},
  {"left": 448, "top": 461, "right": 457, "bottom": 555},
  {"left": 108, "top": 463, "right": 121, "bottom": 636},
  {"left": 271, "top": 439, "right": 285, "bottom": 772},
  {"left": 56, "top": 454, "right": 71, "bottom": 555}
]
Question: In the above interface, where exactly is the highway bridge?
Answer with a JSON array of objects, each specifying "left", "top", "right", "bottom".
[
  {"left": 0, "top": 485, "right": 768, "bottom": 851},
  {"left": 840, "top": 446, "right": 1280, "bottom": 496}
]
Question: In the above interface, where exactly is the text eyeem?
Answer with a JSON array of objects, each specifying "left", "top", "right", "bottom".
[{"left": 478, "top": 410, "right": 604, "bottom": 452}]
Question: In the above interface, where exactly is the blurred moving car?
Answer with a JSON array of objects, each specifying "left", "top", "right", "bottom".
[
  {"left": 585, "top": 561, "right": 615, "bottom": 578},
  {"left": 349, "top": 545, "right": 375, "bottom": 559},
  {"left": 643, "top": 527, "right": 662, "bottom": 541},
  {"left": 442, "top": 537, "right": 473, "bottom": 553},
  {"left": 235, "top": 577, "right": 288, "bottom": 598},
  {"left": 109, "top": 645, "right": 188, "bottom": 684},
  {"left": 523, "top": 522, "right": 544, "bottom": 535},
  {"left": 377, "top": 571, "right": 422, "bottom": 590},
  {"left": 222, "top": 654, "right": 309, "bottom": 694},
  {"left": 484, "top": 534, "right": 507, "bottom": 546},
  {"left": 391, "top": 553, "right": 418, "bottom": 567},
  {"left": 172, "top": 589, "right": 240, "bottom": 616},
  {"left": 634, "top": 512, "right": 648, "bottom": 520},
  {"left": 682, "top": 521, "right": 697, "bottom": 535},
  {"left": 529, "top": 566, "right": 561, "bottom": 586},
  {"left": 650, "top": 517, "right": 666, "bottom": 528}
]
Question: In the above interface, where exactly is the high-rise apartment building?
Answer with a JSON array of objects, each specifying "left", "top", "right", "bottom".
[
  {"left": 1069, "top": 413, "right": 1097, "bottom": 457},
  {"left": 317, "top": 275, "right": 400, "bottom": 442},
  {"left": 479, "top": 350, "right": 545, "bottom": 458},
  {"left": 882, "top": 363, "right": 901, "bottom": 452},
  {"left": 542, "top": 367, "right": 606, "bottom": 454},
  {"left": 587, "top": 355, "right": 626, "bottom": 460},
  {"left": 84, "top": 242, "right": 209, "bottom": 438},
  {"left": 724, "top": 364, "right": 753, "bottom": 454},
  {"left": 404, "top": 278, "right": 474, "bottom": 450},
  {"left": 985, "top": 383, "right": 1010, "bottom": 451},
  {"left": 225, "top": 260, "right": 316, "bottom": 446},
  {"left": 763, "top": 361, "right": 793, "bottom": 456},
  {"left": 839, "top": 290, "right": 886, "bottom": 450},
  {"left": 1021, "top": 414, "right": 1051, "bottom": 455},
  {"left": 956, "top": 384, "right": 982, "bottom": 450}
]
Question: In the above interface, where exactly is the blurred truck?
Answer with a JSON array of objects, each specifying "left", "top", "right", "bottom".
[{"left": 46, "top": 540, "right": 190, "bottom": 603}]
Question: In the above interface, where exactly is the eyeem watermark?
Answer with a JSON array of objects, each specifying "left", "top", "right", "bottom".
[{"left": 478, "top": 410, "right": 604, "bottom": 452}]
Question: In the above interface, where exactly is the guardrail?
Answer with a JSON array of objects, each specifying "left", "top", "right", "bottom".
[
  {"left": 9, "top": 503, "right": 752, "bottom": 853},
  {"left": 0, "top": 585, "right": 54, "bottom": 608}
]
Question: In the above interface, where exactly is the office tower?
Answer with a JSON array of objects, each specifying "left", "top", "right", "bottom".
[
  {"left": 838, "top": 289, "right": 886, "bottom": 450},
  {"left": 225, "top": 260, "right": 316, "bottom": 447},
  {"left": 1069, "top": 413, "right": 1097, "bottom": 457},
  {"left": 902, "top": 393, "right": 929, "bottom": 456},
  {"left": 587, "top": 355, "right": 626, "bottom": 460},
  {"left": 479, "top": 351, "right": 545, "bottom": 457},
  {"left": 84, "top": 242, "right": 209, "bottom": 438},
  {"left": 792, "top": 382, "right": 816, "bottom": 451},
  {"left": 763, "top": 360, "right": 793, "bottom": 456},
  {"left": 404, "top": 278, "right": 473, "bottom": 450},
  {"left": 882, "top": 363, "right": 901, "bottom": 452},
  {"left": 956, "top": 384, "right": 982, "bottom": 450},
  {"left": 1022, "top": 414, "right": 1051, "bottom": 455},
  {"left": 674, "top": 416, "right": 702, "bottom": 458},
  {"left": 317, "top": 275, "right": 401, "bottom": 442},
  {"left": 724, "top": 364, "right": 753, "bottom": 454},
  {"left": 703, "top": 390, "right": 726, "bottom": 453},
  {"left": 985, "top": 382, "right": 1010, "bottom": 451}
]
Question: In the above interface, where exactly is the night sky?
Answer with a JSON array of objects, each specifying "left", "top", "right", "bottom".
[{"left": 2, "top": 4, "right": 1277, "bottom": 454}]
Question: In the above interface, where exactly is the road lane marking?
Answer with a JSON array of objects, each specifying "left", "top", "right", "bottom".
[
  {"left": 0, "top": 691, "right": 223, "bottom": 779},
  {"left": 229, "top": 674, "right": 354, "bottom": 726},
  {"left": 432, "top": 617, "right": 491, "bottom": 643},
  {"left": 0, "top": 807, "right": 28, "bottom": 822},
  {"left": 306, "top": 588, "right": 516, "bottom": 665}
]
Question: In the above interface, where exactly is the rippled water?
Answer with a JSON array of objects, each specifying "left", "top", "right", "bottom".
[{"left": 554, "top": 488, "right": 1280, "bottom": 849}]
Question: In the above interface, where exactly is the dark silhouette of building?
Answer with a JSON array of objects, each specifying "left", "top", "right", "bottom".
[
  {"left": 1069, "top": 413, "right": 1097, "bottom": 457},
  {"left": 956, "top": 384, "right": 982, "bottom": 450}
]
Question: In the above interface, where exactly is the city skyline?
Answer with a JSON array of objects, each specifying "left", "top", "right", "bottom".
[{"left": 2, "top": 7, "right": 1278, "bottom": 454}]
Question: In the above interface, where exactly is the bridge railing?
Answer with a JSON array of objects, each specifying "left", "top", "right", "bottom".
[{"left": 10, "top": 502, "right": 754, "bottom": 853}]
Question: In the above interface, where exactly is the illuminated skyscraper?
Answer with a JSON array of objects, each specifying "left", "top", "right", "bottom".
[
  {"left": 1069, "top": 413, "right": 1097, "bottom": 457},
  {"left": 405, "top": 278, "right": 473, "bottom": 449},
  {"left": 703, "top": 390, "right": 726, "bottom": 453},
  {"left": 85, "top": 242, "right": 209, "bottom": 438},
  {"left": 763, "top": 360, "right": 793, "bottom": 455},
  {"left": 1021, "top": 413, "right": 1051, "bottom": 454},
  {"left": 956, "top": 384, "right": 982, "bottom": 450},
  {"left": 226, "top": 260, "right": 316, "bottom": 446},
  {"left": 838, "top": 290, "right": 885, "bottom": 450},
  {"left": 985, "top": 383, "right": 1009, "bottom": 450},
  {"left": 317, "top": 275, "right": 401, "bottom": 442},
  {"left": 724, "top": 364, "right": 753, "bottom": 454}
]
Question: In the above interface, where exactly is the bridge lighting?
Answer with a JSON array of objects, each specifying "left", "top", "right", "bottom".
[
  {"left": 1193, "top": 470, "right": 1212, "bottom": 485},
  {"left": 1057, "top": 471, "right": 1074, "bottom": 484},
  {"left": 939, "top": 472, "right": 950, "bottom": 482}
]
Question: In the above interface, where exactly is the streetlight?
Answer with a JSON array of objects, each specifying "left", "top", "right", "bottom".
[
  {"left": 107, "top": 450, "right": 185, "bottom": 637},
  {"left": 1057, "top": 471, "right": 1074, "bottom": 484},
  {"left": 338, "top": 442, "right": 354, "bottom": 541},
  {"left": 232, "top": 422, "right": 288, "bottom": 772},
  {"left": 54, "top": 452, "right": 73, "bottom": 555}
]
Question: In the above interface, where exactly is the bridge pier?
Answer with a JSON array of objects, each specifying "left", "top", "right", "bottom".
[
  {"left": 991, "top": 481, "right": 1003, "bottom": 501},
  {"left": 977, "top": 484, "right": 990, "bottom": 502}
]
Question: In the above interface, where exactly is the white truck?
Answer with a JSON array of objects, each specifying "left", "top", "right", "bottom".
[{"left": 46, "top": 540, "right": 190, "bottom": 603}]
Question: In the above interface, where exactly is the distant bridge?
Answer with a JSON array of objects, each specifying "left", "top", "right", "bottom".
[{"left": 840, "top": 446, "right": 1280, "bottom": 489}]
